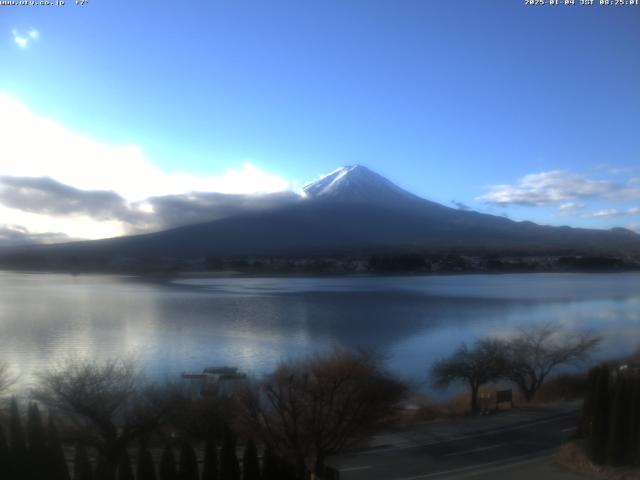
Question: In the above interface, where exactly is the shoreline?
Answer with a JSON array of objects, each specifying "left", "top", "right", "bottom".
[{"left": 1, "top": 266, "right": 639, "bottom": 280}]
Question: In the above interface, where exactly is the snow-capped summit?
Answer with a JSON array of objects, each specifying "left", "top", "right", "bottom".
[{"left": 302, "top": 165, "right": 420, "bottom": 205}]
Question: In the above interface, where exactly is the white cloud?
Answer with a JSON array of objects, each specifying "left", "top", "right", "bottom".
[
  {"left": 12, "top": 28, "right": 38, "bottom": 49},
  {"left": 0, "top": 204, "right": 125, "bottom": 239},
  {"left": 586, "top": 207, "right": 640, "bottom": 218},
  {"left": 12, "top": 31, "right": 28, "bottom": 48},
  {"left": 0, "top": 94, "right": 291, "bottom": 200},
  {"left": 557, "top": 202, "right": 584, "bottom": 216},
  {"left": 479, "top": 170, "right": 640, "bottom": 207},
  {"left": 0, "top": 93, "right": 295, "bottom": 241}
]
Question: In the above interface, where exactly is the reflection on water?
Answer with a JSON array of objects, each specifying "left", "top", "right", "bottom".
[{"left": 0, "top": 272, "right": 639, "bottom": 392}]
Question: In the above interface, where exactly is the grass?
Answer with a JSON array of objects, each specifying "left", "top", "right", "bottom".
[
  {"left": 400, "top": 373, "right": 589, "bottom": 424},
  {"left": 556, "top": 442, "right": 640, "bottom": 480}
]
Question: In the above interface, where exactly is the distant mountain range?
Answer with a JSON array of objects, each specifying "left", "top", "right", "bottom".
[{"left": 1, "top": 165, "right": 639, "bottom": 272}]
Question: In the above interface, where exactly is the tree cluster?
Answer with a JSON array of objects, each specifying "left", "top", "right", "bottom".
[
  {"left": 33, "top": 359, "right": 176, "bottom": 469},
  {"left": 0, "top": 404, "right": 298, "bottom": 480},
  {"left": 431, "top": 325, "right": 600, "bottom": 413},
  {"left": 579, "top": 364, "right": 640, "bottom": 467},
  {"left": 0, "top": 351, "right": 404, "bottom": 480},
  {"left": 0, "top": 399, "right": 69, "bottom": 480},
  {"left": 239, "top": 350, "right": 405, "bottom": 478}
]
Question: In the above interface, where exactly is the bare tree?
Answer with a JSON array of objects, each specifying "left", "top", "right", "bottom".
[
  {"left": 505, "top": 324, "right": 601, "bottom": 401},
  {"left": 34, "top": 358, "right": 175, "bottom": 471},
  {"left": 431, "top": 339, "right": 509, "bottom": 414},
  {"left": 0, "top": 362, "right": 15, "bottom": 395},
  {"left": 162, "top": 380, "right": 239, "bottom": 440},
  {"left": 240, "top": 350, "right": 405, "bottom": 478}
]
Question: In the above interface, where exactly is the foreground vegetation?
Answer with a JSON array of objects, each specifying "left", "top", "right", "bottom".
[
  {"left": 0, "top": 326, "right": 610, "bottom": 479},
  {"left": 0, "top": 399, "right": 297, "bottom": 480},
  {"left": 431, "top": 324, "right": 600, "bottom": 413},
  {"left": 0, "top": 350, "right": 404, "bottom": 480},
  {"left": 578, "top": 362, "right": 640, "bottom": 467},
  {"left": 554, "top": 358, "right": 640, "bottom": 478}
]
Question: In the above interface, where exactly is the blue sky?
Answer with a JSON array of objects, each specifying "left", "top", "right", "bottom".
[{"left": 1, "top": 0, "right": 639, "bottom": 241}]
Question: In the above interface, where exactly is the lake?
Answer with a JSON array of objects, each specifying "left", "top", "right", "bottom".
[{"left": 0, "top": 271, "right": 638, "bottom": 393}]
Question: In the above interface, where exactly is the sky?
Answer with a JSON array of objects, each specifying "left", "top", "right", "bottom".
[{"left": 0, "top": 0, "right": 639, "bottom": 243}]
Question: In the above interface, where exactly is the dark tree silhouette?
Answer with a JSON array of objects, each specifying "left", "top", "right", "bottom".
[
  {"left": 95, "top": 454, "right": 115, "bottom": 480},
  {"left": 505, "top": 325, "right": 600, "bottom": 401},
  {"left": 117, "top": 451, "right": 135, "bottom": 480},
  {"left": 607, "top": 375, "right": 631, "bottom": 466},
  {"left": 136, "top": 439, "right": 157, "bottom": 480},
  {"left": 261, "top": 446, "right": 279, "bottom": 480},
  {"left": 581, "top": 364, "right": 640, "bottom": 467},
  {"left": 9, "top": 398, "right": 26, "bottom": 455},
  {"left": 628, "top": 379, "right": 640, "bottom": 465},
  {"left": 242, "top": 439, "right": 260, "bottom": 480},
  {"left": 74, "top": 443, "right": 94, "bottom": 480},
  {"left": 178, "top": 440, "right": 199, "bottom": 480},
  {"left": 202, "top": 428, "right": 219, "bottom": 480},
  {"left": 578, "top": 367, "right": 599, "bottom": 438},
  {"left": 47, "top": 414, "right": 71, "bottom": 480},
  {"left": 159, "top": 445, "right": 178, "bottom": 480},
  {"left": 431, "top": 339, "right": 508, "bottom": 414},
  {"left": 163, "top": 384, "right": 237, "bottom": 442},
  {"left": 27, "top": 402, "right": 46, "bottom": 452},
  {"left": 27, "top": 402, "right": 47, "bottom": 479},
  {"left": 9, "top": 398, "right": 27, "bottom": 480},
  {"left": 220, "top": 425, "right": 240, "bottom": 480},
  {"left": 0, "top": 425, "right": 10, "bottom": 479},
  {"left": 588, "top": 366, "right": 610, "bottom": 465},
  {"left": 277, "top": 457, "right": 296, "bottom": 480}
]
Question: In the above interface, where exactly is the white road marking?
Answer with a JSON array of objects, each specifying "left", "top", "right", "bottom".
[
  {"left": 393, "top": 449, "right": 555, "bottom": 480},
  {"left": 340, "top": 465, "right": 372, "bottom": 472},
  {"left": 443, "top": 443, "right": 506, "bottom": 457},
  {"left": 561, "top": 427, "right": 575, "bottom": 433},
  {"left": 349, "top": 413, "right": 576, "bottom": 456}
]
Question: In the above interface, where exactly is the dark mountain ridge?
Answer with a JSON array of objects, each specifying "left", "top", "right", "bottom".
[{"left": 1, "top": 165, "right": 639, "bottom": 271}]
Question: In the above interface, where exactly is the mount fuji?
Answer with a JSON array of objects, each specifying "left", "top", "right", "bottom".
[
  {"left": 303, "top": 165, "right": 425, "bottom": 205},
  {"left": 1, "top": 165, "right": 639, "bottom": 271}
]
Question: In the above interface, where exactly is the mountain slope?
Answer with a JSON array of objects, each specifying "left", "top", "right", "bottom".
[{"left": 1, "top": 165, "right": 639, "bottom": 270}]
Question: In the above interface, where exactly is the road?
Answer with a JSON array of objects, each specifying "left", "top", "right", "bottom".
[{"left": 329, "top": 405, "right": 591, "bottom": 479}]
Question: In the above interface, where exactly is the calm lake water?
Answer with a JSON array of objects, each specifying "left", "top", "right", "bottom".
[{"left": 1, "top": 271, "right": 639, "bottom": 393}]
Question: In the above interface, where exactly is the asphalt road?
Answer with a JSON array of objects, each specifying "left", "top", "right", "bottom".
[{"left": 329, "top": 405, "right": 589, "bottom": 480}]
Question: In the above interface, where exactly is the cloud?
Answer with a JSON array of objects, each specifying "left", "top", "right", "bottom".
[
  {"left": 0, "top": 224, "right": 71, "bottom": 247},
  {"left": 595, "top": 164, "right": 640, "bottom": 176},
  {"left": 585, "top": 207, "right": 640, "bottom": 218},
  {"left": 479, "top": 170, "right": 640, "bottom": 206},
  {"left": 557, "top": 202, "right": 584, "bottom": 216},
  {"left": 0, "top": 175, "right": 304, "bottom": 237},
  {"left": 13, "top": 33, "right": 27, "bottom": 48},
  {"left": 135, "top": 190, "right": 300, "bottom": 233},
  {"left": 12, "top": 29, "right": 38, "bottom": 49},
  {"left": 0, "top": 176, "right": 136, "bottom": 221},
  {"left": 0, "top": 94, "right": 292, "bottom": 201},
  {"left": 0, "top": 93, "right": 297, "bottom": 241}
]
